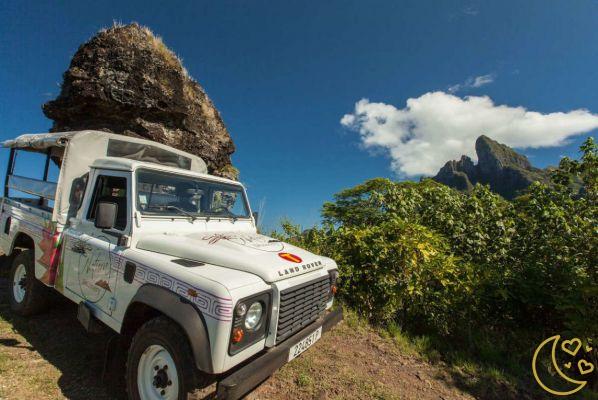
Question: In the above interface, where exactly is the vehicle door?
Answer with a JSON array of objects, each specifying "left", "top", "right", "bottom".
[{"left": 62, "top": 170, "right": 131, "bottom": 316}]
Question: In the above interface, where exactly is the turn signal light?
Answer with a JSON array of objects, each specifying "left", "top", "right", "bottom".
[{"left": 232, "top": 327, "right": 244, "bottom": 343}]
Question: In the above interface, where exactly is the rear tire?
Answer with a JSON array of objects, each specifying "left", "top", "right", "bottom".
[
  {"left": 126, "top": 316, "right": 210, "bottom": 400},
  {"left": 8, "top": 249, "right": 51, "bottom": 316}
]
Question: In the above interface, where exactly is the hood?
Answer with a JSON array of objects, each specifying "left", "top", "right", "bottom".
[{"left": 136, "top": 232, "right": 325, "bottom": 282}]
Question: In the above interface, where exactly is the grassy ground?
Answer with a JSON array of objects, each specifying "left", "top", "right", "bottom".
[
  {"left": 0, "top": 282, "right": 112, "bottom": 399},
  {"left": 381, "top": 320, "right": 598, "bottom": 400},
  {"left": 0, "top": 272, "right": 594, "bottom": 400},
  {"left": 250, "top": 310, "right": 475, "bottom": 400}
]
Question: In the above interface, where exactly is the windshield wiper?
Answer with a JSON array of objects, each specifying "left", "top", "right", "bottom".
[
  {"left": 204, "top": 210, "right": 239, "bottom": 222},
  {"left": 165, "top": 205, "right": 197, "bottom": 222}
]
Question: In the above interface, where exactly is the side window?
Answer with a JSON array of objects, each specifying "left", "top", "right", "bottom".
[
  {"left": 87, "top": 175, "right": 128, "bottom": 231},
  {"left": 68, "top": 173, "right": 89, "bottom": 211}
]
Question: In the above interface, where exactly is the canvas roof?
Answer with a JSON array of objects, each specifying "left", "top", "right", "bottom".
[{"left": 3, "top": 130, "right": 209, "bottom": 225}]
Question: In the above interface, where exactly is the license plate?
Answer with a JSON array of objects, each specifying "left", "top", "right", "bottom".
[{"left": 288, "top": 327, "right": 322, "bottom": 361}]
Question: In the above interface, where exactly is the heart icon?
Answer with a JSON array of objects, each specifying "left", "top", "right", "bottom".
[
  {"left": 578, "top": 359, "right": 595, "bottom": 375},
  {"left": 564, "top": 362, "right": 572, "bottom": 369},
  {"left": 561, "top": 338, "right": 582, "bottom": 356}
]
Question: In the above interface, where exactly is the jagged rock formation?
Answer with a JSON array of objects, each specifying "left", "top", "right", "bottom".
[
  {"left": 433, "top": 135, "right": 550, "bottom": 199},
  {"left": 43, "top": 23, "right": 237, "bottom": 179}
]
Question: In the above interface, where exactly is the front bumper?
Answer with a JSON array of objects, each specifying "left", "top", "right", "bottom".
[{"left": 216, "top": 307, "right": 343, "bottom": 400}]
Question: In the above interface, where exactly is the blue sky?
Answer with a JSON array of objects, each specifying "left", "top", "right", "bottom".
[{"left": 1, "top": 1, "right": 597, "bottom": 231}]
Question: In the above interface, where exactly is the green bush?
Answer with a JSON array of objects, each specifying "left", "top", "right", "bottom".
[
  {"left": 509, "top": 137, "right": 597, "bottom": 340},
  {"left": 273, "top": 137, "right": 597, "bottom": 353}
]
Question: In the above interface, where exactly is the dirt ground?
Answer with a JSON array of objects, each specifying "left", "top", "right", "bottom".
[{"left": 0, "top": 276, "right": 476, "bottom": 400}]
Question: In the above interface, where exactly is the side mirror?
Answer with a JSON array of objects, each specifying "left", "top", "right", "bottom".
[
  {"left": 95, "top": 202, "right": 117, "bottom": 229},
  {"left": 252, "top": 211, "right": 259, "bottom": 225}
]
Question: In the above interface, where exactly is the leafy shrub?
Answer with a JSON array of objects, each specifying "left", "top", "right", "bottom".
[
  {"left": 509, "top": 138, "right": 597, "bottom": 340},
  {"left": 273, "top": 138, "right": 597, "bottom": 349}
]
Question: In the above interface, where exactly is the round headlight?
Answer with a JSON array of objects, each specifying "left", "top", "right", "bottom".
[{"left": 244, "top": 302, "right": 263, "bottom": 330}]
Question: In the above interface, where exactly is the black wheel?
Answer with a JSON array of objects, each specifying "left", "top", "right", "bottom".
[
  {"left": 8, "top": 249, "right": 51, "bottom": 316},
  {"left": 126, "top": 316, "right": 210, "bottom": 400},
  {"left": 0, "top": 254, "right": 15, "bottom": 277}
]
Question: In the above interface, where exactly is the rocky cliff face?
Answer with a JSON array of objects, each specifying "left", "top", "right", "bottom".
[
  {"left": 43, "top": 23, "right": 237, "bottom": 179},
  {"left": 433, "top": 135, "right": 550, "bottom": 199}
]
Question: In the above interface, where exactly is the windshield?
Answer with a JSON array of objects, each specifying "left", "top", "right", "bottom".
[{"left": 136, "top": 169, "right": 250, "bottom": 219}]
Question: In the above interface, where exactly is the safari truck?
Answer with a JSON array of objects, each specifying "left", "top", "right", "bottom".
[{"left": 0, "top": 131, "right": 342, "bottom": 400}]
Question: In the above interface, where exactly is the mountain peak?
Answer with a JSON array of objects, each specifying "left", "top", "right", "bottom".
[
  {"left": 475, "top": 135, "right": 532, "bottom": 172},
  {"left": 433, "top": 136, "right": 549, "bottom": 199}
]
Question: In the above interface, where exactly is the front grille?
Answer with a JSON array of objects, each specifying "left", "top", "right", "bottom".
[{"left": 276, "top": 275, "right": 330, "bottom": 344}]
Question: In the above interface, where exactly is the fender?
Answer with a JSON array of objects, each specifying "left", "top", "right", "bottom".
[
  {"left": 8, "top": 230, "right": 35, "bottom": 255},
  {"left": 125, "top": 284, "right": 214, "bottom": 373}
]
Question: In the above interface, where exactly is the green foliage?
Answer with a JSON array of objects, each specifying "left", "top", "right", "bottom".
[
  {"left": 323, "top": 179, "right": 517, "bottom": 267},
  {"left": 509, "top": 137, "right": 598, "bottom": 340},
  {"left": 274, "top": 137, "right": 598, "bottom": 362},
  {"left": 330, "top": 219, "right": 475, "bottom": 335}
]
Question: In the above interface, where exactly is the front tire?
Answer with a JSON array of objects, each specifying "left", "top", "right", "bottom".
[
  {"left": 8, "top": 249, "right": 50, "bottom": 316},
  {"left": 126, "top": 316, "right": 209, "bottom": 400}
]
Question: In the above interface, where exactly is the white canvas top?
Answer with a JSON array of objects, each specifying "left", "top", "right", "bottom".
[
  {"left": 1, "top": 132, "right": 76, "bottom": 151},
  {"left": 90, "top": 157, "right": 239, "bottom": 185},
  {"left": 3, "top": 130, "right": 208, "bottom": 225}
]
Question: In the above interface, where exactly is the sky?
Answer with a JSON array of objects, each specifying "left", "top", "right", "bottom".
[{"left": 1, "top": 0, "right": 597, "bottom": 232}]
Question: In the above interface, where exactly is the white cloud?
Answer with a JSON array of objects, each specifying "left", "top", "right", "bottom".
[
  {"left": 471, "top": 74, "right": 494, "bottom": 87},
  {"left": 448, "top": 74, "right": 495, "bottom": 93},
  {"left": 341, "top": 92, "right": 598, "bottom": 176}
]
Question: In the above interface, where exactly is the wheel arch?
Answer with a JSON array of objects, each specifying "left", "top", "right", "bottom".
[
  {"left": 11, "top": 231, "right": 35, "bottom": 253},
  {"left": 121, "top": 284, "right": 214, "bottom": 373},
  {"left": 0, "top": 230, "right": 32, "bottom": 270}
]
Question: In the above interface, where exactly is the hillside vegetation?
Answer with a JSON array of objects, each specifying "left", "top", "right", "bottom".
[{"left": 274, "top": 137, "right": 597, "bottom": 397}]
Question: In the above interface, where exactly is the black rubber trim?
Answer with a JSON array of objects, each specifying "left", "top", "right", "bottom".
[
  {"left": 171, "top": 258, "right": 205, "bottom": 267},
  {"left": 216, "top": 307, "right": 343, "bottom": 400},
  {"left": 125, "top": 284, "right": 214, "bottom": 373},
  {"left": 228, "top": 289, "right": 272, "bottom": 356},
  {"left": 123, "top": 262, "right": 136, "bottom": 284},
  {"left": 276, "top": 275, "right": 330, "bottom": 344},
  {"left": 4, "top": 216, "right": 11, "bottom": 234}
]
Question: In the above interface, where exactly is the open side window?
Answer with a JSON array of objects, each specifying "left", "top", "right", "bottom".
[{"left": 86, "top": 175, "right": 128, "bottom": 231}]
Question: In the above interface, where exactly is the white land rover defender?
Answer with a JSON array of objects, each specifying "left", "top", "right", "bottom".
[{"left": 0, "top": 131, "right": 342, "bottom": 400}]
